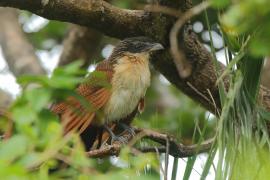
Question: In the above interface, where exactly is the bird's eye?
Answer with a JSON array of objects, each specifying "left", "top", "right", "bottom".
[
  {"left": 137, "top": 42, "right": 147, "bottom": 49},
  {"left": 126, "top": 42, "right": 147, "bottom": 53},
  {"left": 132, "top": 42, "right": 139, "bottom": 47},
  {"left": 134, "top": 44, "right": 142, "bottom": 49}
]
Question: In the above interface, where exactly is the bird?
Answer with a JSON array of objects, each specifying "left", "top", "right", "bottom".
[{"left": 51, "top": 36, "right": 164, "bottom": 151}]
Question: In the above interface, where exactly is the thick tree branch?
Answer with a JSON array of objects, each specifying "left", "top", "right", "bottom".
[
  {"left": 0, "top": 0, "right": 146, "bottom": 38},
  {"left": 0, "top": 1, "right": 223, "bottom": 114},
  {"left": 0, "top": 8, "right": 45, "bottom": 76}
]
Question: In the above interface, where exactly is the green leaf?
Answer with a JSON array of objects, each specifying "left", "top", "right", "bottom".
[
  {"left": 172, "top": 158, "right": 178, "bottom": 180},
  {"left": 52, "top": 61, "right": 85, "bottom": 77},
  {"left": 19, "top": 153, "right": 40, "bottom": 167},
  {"left": 183, "top": 156, "right": 197, "bottom": 180},
  {"left": 28, "top": 21, "right": 67, "bottom": 50},
  {"left": 25, "top": 88, "right": 52, "bottom": 112},
  {"left": 201, "top": 147, "right": 217, "bottom": 180},
  {"left": 17, "top": 76, "right": 49, "bottom": 87},
  {"left": 84, "top": 71, "right": 111, "bottom": 89},
  {"left": 12, "top": 105, "right": 37, "bottom": 126},
  {"left": 259, "top": 108, "right": 270, "bottom": 121},
  {"left": 0, "top": 135, "right": 28, "bottom": 163},
  {"left": 249, "top": 23, "right": 270, "bottom": 56},
  {"left": 241, "top": 56, "right": 264, "bottom": 103},
  {"left": 49, "top": 75, "right": 83, "bottom": 89},
  {"left": 0, "top": 162, "right": 27, "bottom": 179},
  {"left": 211, "top": 0, "right": 230, "bottom": 8}
]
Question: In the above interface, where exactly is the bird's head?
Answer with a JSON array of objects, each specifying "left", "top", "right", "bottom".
[{"left": 108, "top": 36, "right": 164, "bottom": 63}]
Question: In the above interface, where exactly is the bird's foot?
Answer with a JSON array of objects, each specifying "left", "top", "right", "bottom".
[
  {"left": 119, "top": 123, "right": 136, "bottom": 137},
  {"left": 103, "top": 124, "right": 128, "bottom": 145},
  {"left": 110, "top": 134, "right": 129, "bottom": 145}
]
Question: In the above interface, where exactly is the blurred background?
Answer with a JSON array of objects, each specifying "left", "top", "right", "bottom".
[{"left": 0, "top": 0, "right": 270, "bottom": 179}]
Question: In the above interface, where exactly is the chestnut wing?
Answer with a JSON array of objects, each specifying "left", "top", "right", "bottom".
[{"left": 51, "top": 60, "right": 114, "bottom": 134}]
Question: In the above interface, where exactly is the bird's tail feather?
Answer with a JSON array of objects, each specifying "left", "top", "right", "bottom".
[{"left": 80, "top": 125, "right": 102, "bottom": 151}]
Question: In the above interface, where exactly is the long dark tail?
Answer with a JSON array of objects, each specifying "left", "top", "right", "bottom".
[{"left": 80, "top": 125, "right": 102, "bottom": 151}]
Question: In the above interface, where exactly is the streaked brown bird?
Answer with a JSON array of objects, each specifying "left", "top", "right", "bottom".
[{"left": 51, "top": 37, "right": 164, "bottom": 150}]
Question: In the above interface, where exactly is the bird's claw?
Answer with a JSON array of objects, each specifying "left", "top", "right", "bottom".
[
  {"left": 103, "top": 124, "right": 129, "bottom": 145},
  {"left": 119, "top": 123, "right": 136, "bottom": 137},
  {"left": 110, "top": 134, "right": 128, "bottom": 145},
  {"left": 126, "top": 127, "right": 136, "bottom": 137}
]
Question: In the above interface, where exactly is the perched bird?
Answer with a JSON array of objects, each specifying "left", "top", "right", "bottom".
[{"left": 51, "top": 37, "right": 164, "bottom": 150}]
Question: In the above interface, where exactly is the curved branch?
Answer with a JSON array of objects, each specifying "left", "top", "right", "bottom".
[
  {"left": 136, "top": 128, "right": 214, "bottom": 157},
  {"left": 86, "top": 128, "right": 214, "bottom": 158},
  {"left": 170, "top": 1, "right": 210, "bottom": 78}
]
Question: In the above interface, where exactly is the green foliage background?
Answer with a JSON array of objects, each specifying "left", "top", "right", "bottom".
[{"left": 1, "top": 0, "right": 270, "bottom": 179}]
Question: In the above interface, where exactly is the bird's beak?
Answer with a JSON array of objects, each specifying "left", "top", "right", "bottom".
[{"left": 149, "top": 43, "right": 164, "bottom": 51}]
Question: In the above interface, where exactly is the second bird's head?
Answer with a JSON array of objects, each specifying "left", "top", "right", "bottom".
[{"left": 108, "top": 36, "right": 164, "bottom": 63}]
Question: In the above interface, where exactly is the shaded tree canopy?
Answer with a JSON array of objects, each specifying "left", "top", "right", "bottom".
[
  {"left": 1, "top": 0, "right": 269, "bottom": 114},
  {"left": 1, "top": 0, "right": 270, "bottom": 179}
]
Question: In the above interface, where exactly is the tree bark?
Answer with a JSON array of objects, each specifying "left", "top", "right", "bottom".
[
  {"left": 86, "top": 128, "right": 214, "bottom": 158},
  {"left": 0, "top": 8, "right": 45, "bottom": 76},
  {"left": 0, "top": 0, "right": 146, "bottom": 38}
]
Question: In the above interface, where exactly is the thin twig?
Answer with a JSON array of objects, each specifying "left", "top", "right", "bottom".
[
  {"left": 27, "top": 135, "right": 73, "bottom": 170},
  {"left": 187, "top": 81, "right": 212, "bottom": 105},
  {"left": 207, "top": 88, "right": 221, "bottom": 116},
  {"left": 87, "top": 144, "right": 121, "bottom": 158},
  {"left": 170, "top": 1, "right": 211, "bottom": 78},
  {"left": 137, "top": 128, "right": 215, "bottom": 157},
  {"left": 56, "top": 153, "right": 98, "bottom": 175}
]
